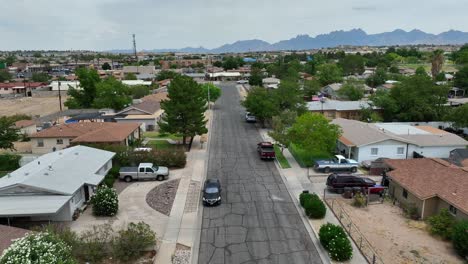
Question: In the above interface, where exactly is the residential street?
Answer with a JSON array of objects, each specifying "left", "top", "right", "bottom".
[{"left": 198, "top": 82, "right": 322, "bottom": 264}]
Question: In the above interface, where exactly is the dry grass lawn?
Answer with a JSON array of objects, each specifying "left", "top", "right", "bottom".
[
  {"left": 0, "top": 96, "right": 67, "bottom": 117},
  {"left": 336, "top": 199, "right": 464, "bottom": 264}
]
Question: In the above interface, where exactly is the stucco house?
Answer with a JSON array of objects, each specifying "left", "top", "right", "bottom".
[
  {"left": 321, "top": 83, "right": 343, "bottom": 99},
  {"left": 307, "top": 99, "right": 379, "bottom": 120},
  {"left": 14, "top": 120, "right": 37, "bottom": 136},
  {"left": 332, "top": 118, "right": 468, "bottom": 162},
  {"left": 0, "top": 146, "right": 115, "bottom": 222},
  {"left": 30, "top": 122, "right": 141, "bottom": 154},
  {"left": 385, "top": 158, "right": 468, "bottom": 220},
  {"left": 113, "top": 100, "right": 164, "bottom": 132}
]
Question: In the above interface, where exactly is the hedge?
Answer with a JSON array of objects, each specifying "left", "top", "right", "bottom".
[
  {"left": 0, "top": 153, "right": 21, "bottom": 171},
  {"left": 452, "top": 220, "right": 468, "bottom": 258},
  {"left": 319, "top": 223, "right": 353, "bottom": 261},
  {"left": 299, "top": 192, "right": 326, "bottom": 219}
]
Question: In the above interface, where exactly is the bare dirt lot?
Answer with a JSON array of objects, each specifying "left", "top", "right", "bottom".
[
  {"left": 0, "top": 96, "right": 66, "bottom": 117},
  {"left": 336, "top": 199, "right": 464, "bottom": 264}
]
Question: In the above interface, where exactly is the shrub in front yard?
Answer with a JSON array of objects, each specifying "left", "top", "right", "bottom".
[
  {"left": 103, "top": 166, "right": 120, "bottom": 187},
  {"left": 91, "top": 186, "right": 119, "bottom": 216},
  {"left": 319, "top": 223, "right": 347, "bottom": 250},
  {"left": 304, "top": 195, "right": 327, "bottom": 219},
  {"left": 0, "top": 232, "right": 75, "bottom": 264},
  {"left": 0, "top": 153, "right": 21, "bottom": 171},
  {"left": 299, "top": 192, "right": 312, "bottom": 207},
  {"left": 113, "top": 222, "right": 156, "bottom": 262},
  {"left": 452, "top": 220, "right": 468, "bottom": 258},
  {"left": 328, "top": 236, "right": 353, "bottom": 261},
  {"left": 404, "top": 203, "right": 420, "bottom": 220},
  {"left": 352, "top": 192, "right": 366, "bottom": 207},
  {"left": 427, "top": 209, "right": 456, "bottom": 239}
]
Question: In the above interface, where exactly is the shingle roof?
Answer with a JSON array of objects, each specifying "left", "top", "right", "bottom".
[
  {"left": 141, "top": 92, "right": 168, "bottom": 103},
  {"left": 116, "top": 101, "right": 161, "bottom": 115},
  {"left": 30, "top": 122, "right": 140, "bottom": 143},
  {"left": 385, "top": 158, "right": 468, "bottom": 215},
  {"left": 14, "top": 120, "right": 36, "bottom": 128}
]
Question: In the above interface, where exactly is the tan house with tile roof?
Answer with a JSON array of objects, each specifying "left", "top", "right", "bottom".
[
  {"left": 14, "top": 120, "right": 37, "bottom": 136},
  {"left": 385, "top": 158, "right": 468, "bottom": 220},
  {"left": 29, "top": 122, "right": 141, "bottom": 154}
]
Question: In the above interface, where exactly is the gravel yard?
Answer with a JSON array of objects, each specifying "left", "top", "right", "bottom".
[
  {"left": 146, "top": 179, "right": 181, "bottom": 216},
  {"left": 172, "top": 244, "right": 191, "bottom": 264}
]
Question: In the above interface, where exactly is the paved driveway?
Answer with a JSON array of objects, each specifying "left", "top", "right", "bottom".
[{"left": 198, "top": 83, "right": 322, "bottom": 264}]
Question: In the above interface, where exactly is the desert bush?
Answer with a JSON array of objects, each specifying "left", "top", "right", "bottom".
[
  {"left": 113, "top": 222, "right": 156, "bottom": 262},
  {"left": 352, "top": 192, "right": 366, "bottom": 207},
  {"left": 319, "top": 223, "right": 347, "bottom": 250},
  {"left": 404, "top": 203, "right": 419, "bottom": 220},
  {"left": 452, "top": 220, "right": 468, "bottom": 258},
  {"left": 299, "top": 192, "right": 312, "bottom": 207},
  {"left": 304, "top": 195, "right": 327, "bottom": 219},
  {"left": 91, "top": 185, "right": 119, "bottom": 216},
  {"left": 76, "top": 224, "right": 114, "bottom": 263},
  {"left": 328, "top": 236, "right": 353, "bottom": 261},
  {"left": 0, "top": 232, "right": 75, "bottom": 264},
  {"left": 427, "top": 209, "right": 456, "bottom": 239}
]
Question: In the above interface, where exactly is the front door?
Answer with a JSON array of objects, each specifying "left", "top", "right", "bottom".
[{"left": 84, "top": 186, "right": 90, "bottom": 201}]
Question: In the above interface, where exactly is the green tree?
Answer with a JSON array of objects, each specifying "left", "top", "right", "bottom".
[
  {"left": 268, "top": 110, "right": 297, "bottom": 151},
  {"left": 0, "top": 70, "right": 11, "bottom": 82},
  {"left": 0, "top": 117, "right": 20, "bottom": 150},
  {"left": 415, "top": 66, "right": 427, "bottom": 76},
  {"left": 241, "top": 86, "right": 278, "bottom": 127},
  {"left": 446, "top": 104, "right": 468, "bottom": 129},
  {"left": 303, "top": 79, "right": 321, "bottom": 99},
  {"left": 201, "top": 83, "right": 221, "bottom": 103},
  {"left": 340, "top": 55, "right": 365, "bottom": 75},
  {"left": 273, "top": 80, "right": 306, "bottom": 113},
  {"left": 5, "top": 56, "right": 16, "bottom": 66},
  {"left": 366, "top": 67, "right": 388, "bottom": 87},
  {"left": 303, "top": 60, "right": 317, "bottom": 75},
  {"left": 222, "top": 56, "right": 244, "bottom": 70},
  {"left": 156, "top": 70, "right": 179, "bottom": 81},
  {"left": 451, "top": 45, "right": 468, "bottom": 65},
  {"left": 93, "top": 77, "right": 132, "bottom": 110},
  {"left": 213, "top": 61, "right": 223, "bottom": 68},
  {"left": 130, "top": 85, "right": 150, "bottom": 99},
  {"left": 124, "top": 72, "right": 137, "bottom": 80},
  {"left": 288, "top": 113, "right": 342, "bottom": 156},
  {"left": 359, "top": 105, "right": 383, "bottom": 123},
  {"left": 452, "top": 220, "right": 468, "bottom": 258},
  {"left": 249, "top": 67, "right": 263, "bottom": 86},
  {"left": 454, "top": 65, "right": 468, "bottom": 91},
  {"left": 337, "top": 81, "right": 365, "bottom": 101},
  {"left": 102, "top": 62, "right": 111, "bottom": 70},
  {"left": 31, "top": 72, "right": 50, "bottom": 82},
  {"left": 158, "top": 75, "right": 207, "bottom": 150},
  {"left": 65, "top": 68, "right": 100, "bottom": 108},
  {"left": 317, "top": 64, "right": 343, "bottom": 86},
  {"left": 430, "top": 50, "right": 444, "bottom": 79}
]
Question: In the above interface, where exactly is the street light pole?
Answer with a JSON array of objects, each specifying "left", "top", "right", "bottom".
[{"left": 58, "top": 81, "right": 63, "bottom": 112}]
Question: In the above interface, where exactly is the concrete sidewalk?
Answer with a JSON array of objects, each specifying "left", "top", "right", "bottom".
[{"left": 259, "top": 129, "right": 368, "bottom": 264}]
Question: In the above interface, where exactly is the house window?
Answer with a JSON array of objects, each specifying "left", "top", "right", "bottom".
[
  {"left": 449, "top": 205, "right": 457, "bottom": 215},
  {"left": 371, "top": 148, "right": 378, "bottom": 156},
  {"left": 402, "top": 189, "right": 408, "bottom": 199},
  {"left": 56, "top": 139, "right": 64, "bottom": 145},
  {"left": 397, "top": 147, "right": 405, "bottom": 155},
  {"left": 37, "top": 139, "right": 44, "bottom": 147}
]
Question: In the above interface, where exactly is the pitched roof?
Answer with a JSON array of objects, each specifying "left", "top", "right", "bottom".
[
  {"left": 14, "top": 120, "right": 36, "bottom": 128},
  {"left": 385, "top": 158, "right": 468, "bottom": 214},
  {"left": 0, "top": 225, "right": 29, "bottom": 254},
  {"left": 116, "top": 101, "right": 161, "bottom": 115},
  {"left": 323, "top": 83, "right": 342, "bottom": 91},
  {"left": 307, "top": 100, "right": 376, "bottom": 112},
  {"left": 30, "top": 122, "right": 141, "bottom": 143},
  {"left": 141, "top": 92, "right": 168, "bottom": 103}
]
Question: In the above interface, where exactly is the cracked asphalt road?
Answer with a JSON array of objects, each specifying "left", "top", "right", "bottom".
[{"left": 198, "top": 82, "right": 322, "bottom": 264}]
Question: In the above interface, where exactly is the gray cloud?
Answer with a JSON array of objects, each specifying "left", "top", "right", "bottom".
[{"left": 0, "top": 0, "right": 467, "bottom": 50}]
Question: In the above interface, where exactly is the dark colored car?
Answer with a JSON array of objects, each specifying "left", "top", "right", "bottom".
[
  {"left": 202, "top": 178, "right": 222, "bottom": 206},
  {"left": 257, "top": 142, "right": 276, "bottom": 160},
  {"left": 326, "top": 173, "right": 376, "bottom": 192}
]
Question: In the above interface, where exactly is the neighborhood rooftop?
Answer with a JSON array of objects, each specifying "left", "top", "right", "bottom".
[
  {"left": 307, "top": 100, "right": 375, "bottom": 112},
  {"left": 332, "top": 118, "right": 468, "bottom": 147},
  {"left": 385, "top": 158, "right": 468, "bottom": 215}
]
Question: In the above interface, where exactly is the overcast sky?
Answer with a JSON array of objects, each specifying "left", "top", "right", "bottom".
[{"left": 1, "top": 0, "right": 467, "bottom": 51}]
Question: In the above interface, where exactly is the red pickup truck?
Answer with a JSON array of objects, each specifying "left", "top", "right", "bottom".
[{"left": 257, "top": 142, "right": 276, "bottom": 160}]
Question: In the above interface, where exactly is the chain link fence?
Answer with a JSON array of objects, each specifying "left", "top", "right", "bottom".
[{"left": 325, "top": 198, "right": 385, "bottom": 264}]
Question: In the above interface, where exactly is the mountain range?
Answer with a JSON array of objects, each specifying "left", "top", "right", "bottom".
[{"left": 110, "top": 29, "right": 468, "bottom": 54}]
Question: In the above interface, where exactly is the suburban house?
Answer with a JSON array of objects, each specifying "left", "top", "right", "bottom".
[
  {"left": 14, "top": 120, "right": 37, "bottom": 136},
  {"left": 29, "top": 122, "right": 141, "bottom": 154},
  {"left": 321, "top": 83, "right": 342, "bottom": 99},
  {"left": 113, "top": 93, "right": 167, "bottom": 131},
  {"left": 0, "top": 82, "right": 48, "bottom": 97},
  {"left": 0, "top": 146, "right": 115, "bottom": 222},
  {"left": 331, "top": 118, "right": 468, "bottom": 162},
  {"left": 262, "top": 77, "right": 280, "bottom": 89},
  {"left": 206, "top": 72, "right": 241, "bottom": 81},
  {"left": 385, "top": 158, "right": 468, "bottom": 220},
  {"left": 307, "top": 99, "right": 378, "bottom": 120}
]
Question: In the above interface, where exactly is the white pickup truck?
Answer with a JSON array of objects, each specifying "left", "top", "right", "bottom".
[{"left": 119, "top": 163, "right": 169, "bottom": 182}]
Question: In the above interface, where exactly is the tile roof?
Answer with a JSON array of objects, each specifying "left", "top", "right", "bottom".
[
  {"left": 0, "top": 82, "right": 48, "bottom": 89},
  {"left": 0, "top": 225, "right": 29, "bottom": 254},
  {"left": 14, "top": 120, "right": 36, "bottom": 128},
  {"left": 385, "top": 158, "right": 468, "bottom": 214},
  {"left": 30, "top": 122, "right": 141, "bottom": 143}
]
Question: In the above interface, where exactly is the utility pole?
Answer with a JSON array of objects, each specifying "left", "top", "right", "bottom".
[
  {"left": 58, "top": 81, "right": 63, "bottom": 112},
  {"left": 132, "top": 34, "right": 137, "bottom": 61}
]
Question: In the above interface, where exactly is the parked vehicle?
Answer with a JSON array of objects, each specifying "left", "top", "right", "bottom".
[
  {"left": 202, "top": 178, "right": 222, "bottom": 206},
  {"left": 326, "top": 173, "right": 378, "bottom": 192},
  {"left": 237, "top": 80, "right": 248, "bottom": 84},
  {"left": 257, "top": 142, "right": 276, "bottom": 160},
  {"left": 119, "top": 163, "right": 169, "bottom": 182},
  {"left": 360, "top": 157, "right": 388, "bottom": 169},
  {"left": 245, "top": 112, "right": 256, "bottom": 123},
  {"left": 134, "top": 147, "right": 152, "bottom": 152},
  {"left": 314, "top": 155, "right": 359, "bottom": 173}
]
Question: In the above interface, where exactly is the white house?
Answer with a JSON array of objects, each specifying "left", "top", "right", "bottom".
[
  {"left": 50, "top": 81, "right": 81, "bottom": 91},
  {"left": 0, "top": 146, "right": 115, "bottom": 222},
  {"left": 332, "top": 118, "right": 468, "bottom": 162},
  {"left": 262, "top": 77, "right": 280, "bottom": 89}
]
